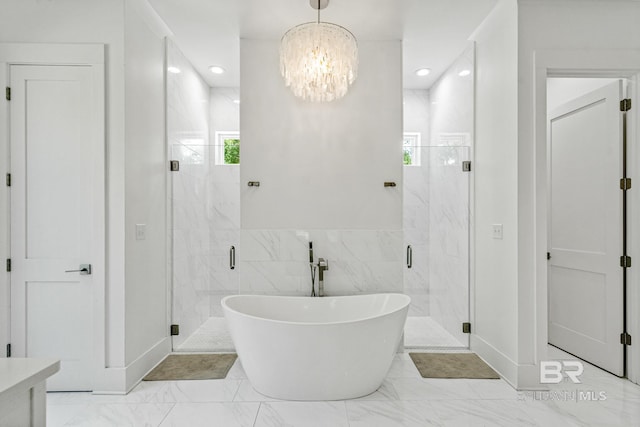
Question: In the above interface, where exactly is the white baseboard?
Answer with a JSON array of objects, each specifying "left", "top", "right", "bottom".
[
  {"left": 470, "top": 334, "right": 518, "bottom": 388},
  {"left": 92, "top": 337, "right": 170, "bottom": 394},
  {"left": 93, "top": 367, "right": 126, "bottom": 394},
  {"left": 471, "top": 334, "right": 548, "bottom": 390},
  {"left": 125, "top": 337, "right": 171, "bottom": 392},
  {"left": 517, "top": 363, "right": 545, "bottom": 390}
]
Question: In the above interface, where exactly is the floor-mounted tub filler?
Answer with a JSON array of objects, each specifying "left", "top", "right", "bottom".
[{"left": 221, "top": 293, "right": 410, "bottom": 400}]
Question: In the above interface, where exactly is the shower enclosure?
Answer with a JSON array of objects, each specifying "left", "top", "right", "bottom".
[
  {"left": 170, "top": 141, "right": 240, "bottom": 352},
  {"left": 167, "top": 40, "right": 474, "bottom": 352},
  {"left": 403, "top": 144, "right": 471, "bottom": 348},
  {"left": 402, "top": 44, "right": 474, "bottom": 349},
  {"left": 166, "top": 39, "right": 240, "bottom": 352}
]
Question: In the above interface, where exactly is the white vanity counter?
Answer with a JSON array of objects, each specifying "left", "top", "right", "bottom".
[{"left": 0, "top": 358, "right": 59, "bottom": 427}]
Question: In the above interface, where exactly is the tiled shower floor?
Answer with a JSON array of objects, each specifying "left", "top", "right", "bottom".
[
  {"left": 176, "top": 318, "right": 234, "bottom": 352},
  {"left": 404, "top": 316, "right": 465, "bottom": 348},
  {"left": 176, "top": 316, "right": 464, "bottom": 353}
]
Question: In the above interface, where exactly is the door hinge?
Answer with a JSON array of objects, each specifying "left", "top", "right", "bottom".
[
  {"left": 5, "top": 259, "right": 10, "bottom": 272},
  {"left": 6, "top": 343, "right": 10, "bottom": 358},
  {"left": 621, "top": 332, "right": 632, "bottom": 346},
  {"left": 547, "top": 252, "right": 551, "bottom": 260},
  {"left": 170, "top": 324, "right": 179, "bottom": 336},
  {"left": 620, "top": 178, "right": 632, "bottom": 191},
  {"left": 5, "top": 87, "right": 10, "bottom": 101},
  {"left": 5, "top": 173, "right": 10, "bottom": 187},
  {"left": 462, "top": 322, "right": 471, "bottom": 334},
  {"left": 620, "top": 98, "right": 632, "bottom": 112},
  {"left": 620, "top": 255, "right": 632, "bottom": 268},
  {"left": 462, "top": 161, "right": 472, "bottom": 172},
  {"left": 169, "top": 160, "right": 179, "bottom": 172}
]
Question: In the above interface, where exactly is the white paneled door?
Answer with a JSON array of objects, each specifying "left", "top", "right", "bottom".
[
  {"left": 548, "top": 80, "right": 624, "bottom": 376},
  {"left": 9, "top": 64, "right": 104, "bottom": 391}
]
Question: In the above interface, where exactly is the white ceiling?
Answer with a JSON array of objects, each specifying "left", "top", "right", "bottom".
[{"left": 148, "top": 0, "right": 497, "bottom": 89}]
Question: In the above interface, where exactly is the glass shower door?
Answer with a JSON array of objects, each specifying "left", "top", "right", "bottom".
[
  {"left": 170, "top": 142, "right": 239, "bottom": 352},
  {"left": 403, "top": 144, "right": 471, "bottom": 348}
]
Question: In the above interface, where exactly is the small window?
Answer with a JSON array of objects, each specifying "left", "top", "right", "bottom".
[
  {"left": 215, "top": 131, "right": 240, "bottom": 165},
  {"left": 403, "top": 132, "right": 421, "bottom": 166}
]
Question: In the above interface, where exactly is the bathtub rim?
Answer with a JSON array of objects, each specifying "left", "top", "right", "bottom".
[{"left": 221, "top": 293, "right": 411, "bottom": 327}]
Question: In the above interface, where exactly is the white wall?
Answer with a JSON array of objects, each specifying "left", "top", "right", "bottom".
[
  {"left": 241, "top": 40, "right": 402, "bottom": 230},
  {"left": 0, "top": 0, "right": 127, "bottom": 371},
  {"left": 470, "top": 0, "right": 520, "bottom": 385},
  {"left": 0, "top": 0, "right": 172, "bottom": 391},
  {"left": 210, "top": 88, "right": 240, "bottom": 134},
  {"left": 123, "top": 0, "right": 170, "bottom": 368},
  {"left": 239, "top": 39, "right": 403, "bottom": 296},
  {"left": 517, "top": 0, "right": 640, "bottom": 387}
]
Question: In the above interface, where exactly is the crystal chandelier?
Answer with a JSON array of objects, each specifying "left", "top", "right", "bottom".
[{"left": 279, "top": 0, "right": 358, "bottom": 102}]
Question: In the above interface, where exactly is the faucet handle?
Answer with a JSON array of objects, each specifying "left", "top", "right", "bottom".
[{"left": 318, "top": 258, "right": 328, "bottom": 269}]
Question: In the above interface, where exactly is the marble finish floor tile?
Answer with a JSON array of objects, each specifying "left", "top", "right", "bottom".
[
  {"left": 47, "top": 403, "right": 88, "bottom": 427},
  {"left": 253, "top": 401, "right": 349, "bottom": 427},
  {"left": 151, "top": 379, "right": 242, "bottom": 403},
  {"left": 233, "top": 380, "right": 284, "bottom": 402},
  {"left": 390, "top": 377, "right": 480, "bottom": 400},
  {"left": 430, "top": 399, "right": 537, "bottom": 426},
  {"left": 57, "top": 403, "right": 174, "bottom": 427},
  {"left": 386, "top": 354, "right": 422, "bottom": 378},
  {"left": 46, "top": 346, "right": 640, "bottom": 427},
  {"left": 158, "top": 402, "right": 259, "bottom": 427},
  {"left": 346, "top": 400, "right": 440, "bottom": 426},
  {"left": 465, "top": 378, "right": 520, "bottom": 400}
]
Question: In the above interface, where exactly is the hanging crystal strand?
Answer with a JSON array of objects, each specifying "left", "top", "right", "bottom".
[{"left": 280, "top": 22, "right": 357, "bottom": 102}]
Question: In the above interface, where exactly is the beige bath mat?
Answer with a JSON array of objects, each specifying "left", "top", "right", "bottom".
[
  {"left": 409, "top": 353, "right": 500, "bottom": 379},
  {"left": 143, "top": 354, "right": 237, "bottom": 381}
]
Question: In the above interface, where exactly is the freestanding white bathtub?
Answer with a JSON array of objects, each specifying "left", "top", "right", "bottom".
[{"left": 221, "top": 293, "right": 410, "bottom": 400}]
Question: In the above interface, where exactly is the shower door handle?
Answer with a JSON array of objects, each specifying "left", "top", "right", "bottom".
[
  {"left": 407, "top": 245, "right": 412, "bottom": 269},
  {"left": 230, "top": 246, "right": 236, "bottom": 270}
]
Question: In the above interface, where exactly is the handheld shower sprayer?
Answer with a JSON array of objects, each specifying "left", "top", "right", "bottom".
[{"left": 309, "top": 241, "right": 317, "bottom": 297}]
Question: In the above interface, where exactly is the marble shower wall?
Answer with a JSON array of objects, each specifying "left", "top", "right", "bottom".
[
  {"left": 403, "top": 90, "right": 431, "bottom": 316},
  {"left": 239, "top": 230, "right": 403, "bottom": 296},
  {"left": 427, "top": 44, "right": 474, "bottom": 345},
  {"left": 208, "top": 88, "right": 240, "bottom": 316},
  {"left": 166, "top": 39, "right": 212, "bottom": 349}
]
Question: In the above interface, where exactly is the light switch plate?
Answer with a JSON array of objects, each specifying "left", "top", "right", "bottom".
[
  {"left": 492, "top": 224, "right": 503, "bottom": 240},
  {"left": 135, "top": 224, "right": 146, "bottom": 240}
]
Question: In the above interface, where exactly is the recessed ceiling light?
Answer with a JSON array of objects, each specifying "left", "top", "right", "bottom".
[
  {"left": 167, "top": 66, "right": 181, "bottom": 74},
  {"left": 233, "top": 99, "right": 240, "bottom": 104},
  {"left": 415, "top": 68, "right": 431, "bottom": 77},
  {"left": 458, "top": 69, "right": 471, "bottom": 77},
  {"left": 209, "top": 66, "right": 225, "bottom": 74}
]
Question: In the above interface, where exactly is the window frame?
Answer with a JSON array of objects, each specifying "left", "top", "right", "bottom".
[
  {"left": 403, "top": 132, "right": 422, "bottom": 166},
  {"left": 215, "top": 130, "right": 240, "bottom": 165}
]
